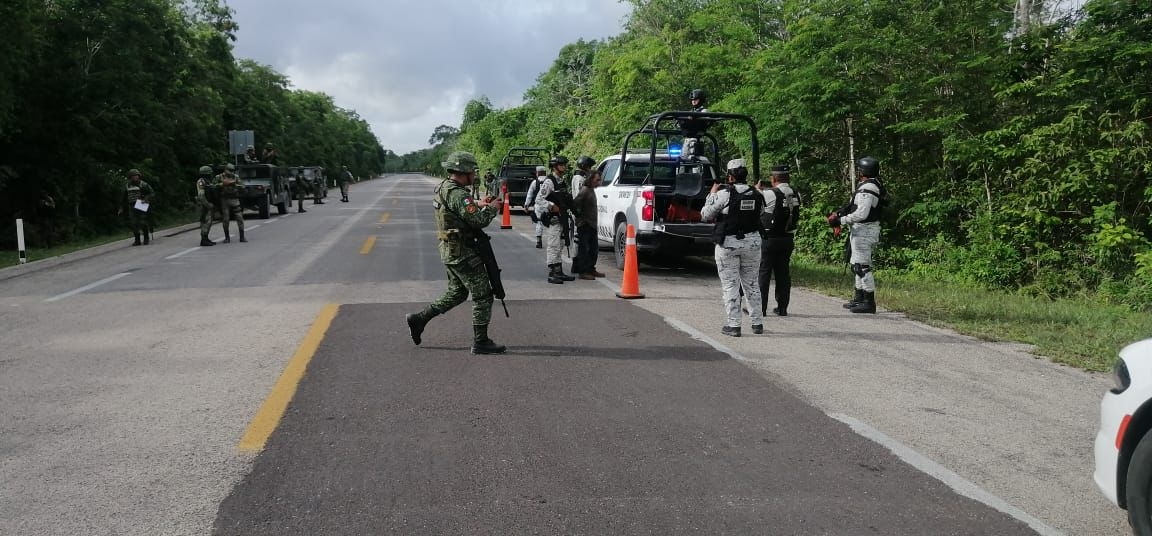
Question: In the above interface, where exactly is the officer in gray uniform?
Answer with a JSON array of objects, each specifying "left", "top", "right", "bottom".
[
  {"left": 828, "top": 156, "right": 886, "bottom": 313},
  {"left": 535, "top": 156, "right": 575, "bottom": 284},
  {"left": 523, "top": 166, "right": 546, "bottom": 248},
  {"left": 701, "top": 159, "right": 765, "bottom": 336},
  {"left": 758, "top": 165, "right": 801, "bottom": 316}
]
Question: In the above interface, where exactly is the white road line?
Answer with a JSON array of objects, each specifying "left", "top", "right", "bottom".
[
  {"left": 660, "top": 316, "right": 1062, "bottom": 536},
  {"left": 831, "top": 414, "right": 1063, "bottom": 536},
  {"left": 165, "top": 247, "right": 200, "bottom": 260},
  {"left": 45, "top": 272, "right": 131, "bottom": 303},
  {"left": 246, "top": 224, "right": 262, "bottom": 230}
]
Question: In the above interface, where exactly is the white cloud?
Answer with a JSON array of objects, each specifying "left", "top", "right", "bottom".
[{"left": 228, "top": 0, "right": 632, "bottom": 153}]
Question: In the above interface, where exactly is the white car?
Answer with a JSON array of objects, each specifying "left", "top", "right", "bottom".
[{"left": 1095, "top": 338, "right": 1152, "bottom": 534}]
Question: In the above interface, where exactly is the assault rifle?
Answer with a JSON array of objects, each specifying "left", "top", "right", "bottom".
[{"left": 472, "top": 230, "right": 509, "bottom": 318}]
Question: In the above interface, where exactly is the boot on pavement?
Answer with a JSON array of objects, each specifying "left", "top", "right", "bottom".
[
  {"left": 238, "top": 229, "right": 248, "bottom": 243},
  {"left": 547, "top": 264, "right": 565, "bottom": 285},
  {"left": 849, "top": 291, "right": 876, "bottom": 314},
  {"left": 721, "top": 326, "right": 741, "bottom": 338},
  {"left": 200, "top": 236, "right": 215, "bottom": 246},
  {"left": 591, "top": 270, "right": 606, "bottom": 278},
  {"left": 535, "top": 237, "right": 543, "bottom": 249},
  {"left": 406, "top": 310, "right": 436, "bottom": 345},
  {"left": 132, "top": 233, "right": 142, "bottom": 246},
  {"left": 557, "top": 265, "right": 576, "bottom": 282},
  {"left": 579, "top": 273, "right": 596, "bottom": 280},
  {"left": 471, "top": 325, "right": 506, "bottom": 355},
  {"left": 843, "top": 289, "right": 865, "bottom": 309}
]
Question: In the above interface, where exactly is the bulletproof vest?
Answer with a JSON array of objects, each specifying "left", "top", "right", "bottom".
[
  {"left": 217, "top": 173, "right": 239, "bottom": 198},
  {"left": 857, "top": 179, "right": 886, "bottom": 223},
  {"left": 763, "top": 185, "right": 801, "bottom": 237},
  {"left": 712, "top": 185, "right": 763, "bottom": 244},
  {"left": 433, "top": 181, "right": 473, "bottom": 239},
  {"left": 126, "top": 182, "right": 143, "bottom": 202}
]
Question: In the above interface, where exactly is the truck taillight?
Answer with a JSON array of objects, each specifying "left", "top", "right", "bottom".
[{"left": 641, "top": 189, "right": 655, "bottom": 221}]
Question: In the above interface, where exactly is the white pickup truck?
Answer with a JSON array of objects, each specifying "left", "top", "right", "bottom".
[{"left": 594, "top": 152, "right": 719, "bottom": 268}]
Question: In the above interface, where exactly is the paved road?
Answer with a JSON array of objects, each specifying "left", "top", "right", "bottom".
[{"left": 0, "top": 174, "right": 1125, "bottom": 535}]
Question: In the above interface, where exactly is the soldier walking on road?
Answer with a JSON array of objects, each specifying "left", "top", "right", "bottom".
[
  {"left": 758, "top": 165, "right": 801, "bottom": 316},
  {"left": 535, "top": 155, "right": 575, "bottom": 284},
  {"left": 195, "top": 166, "right": 217, "bottom": 246},
  {"left": 338, "top": 166, "right": 352, "bottom": 202},
  {"left": 405, "top": 151, "right": 506, "bottom": 355},
  {"left": 214, "top": 164, "right": 247, "bottom": 243},
  {"left": 121, "top": 169, "right": 154, "bottom": 246},
  {"left": 701, "top": 159, "right": 765, "bottom": 337},
  {"left": 828, "top": 156, "right": 886, "bottom": 314}
]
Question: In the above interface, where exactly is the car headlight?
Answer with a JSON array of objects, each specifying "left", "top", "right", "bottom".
[{"left": 1112, "top": 359, "right": 1131, "bottom": 394}]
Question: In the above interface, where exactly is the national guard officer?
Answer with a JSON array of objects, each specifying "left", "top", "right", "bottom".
[
  {"left": 535, "top": 155, "right": 575, "bottom": 284},
  {"left": 122, "top": 169, "right": 154, "bottom": 246},
  {"left": 195, "top": 166, "right": 217, "bottom": 246},
  {"left": 701, "top": 158, "right": 765, "bottom": 336},
  {"left": 523, "top": 165, "right": 546, "bottom": 248},
  {"left": 405, "top": 151, "right": 506, "bottom": 355},
  {"left": 337, "top": 165, "right": 352, "bottom": 202},
  {"left": 827, "top": 156, "right": 886, "bottom": 314},
  {"left": 689, "top": 88, "right": 708, "bottom": 112},
  {"left": 214, "top": 163, "right": 247, "bottom": 243},
  {"left": 571, "top": 155, "right": 595, "bottom": 192},
  {"left": 758, "top": 165, "right": 801, "bottom": 316}
]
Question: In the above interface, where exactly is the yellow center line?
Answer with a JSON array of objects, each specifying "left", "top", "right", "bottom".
[
  {"left": 239, "top": 303, "right": 340, "bottom": 454},
  {"left": 359, "top": 235, "right": 377, "bottom": 255},
  {"left": 378, "top": 212, "right": 391, "bottom": 224}
]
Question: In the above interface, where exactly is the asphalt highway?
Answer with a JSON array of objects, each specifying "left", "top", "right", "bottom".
[{"left": 0, "top": 174, "right": 1126, "bottom": 535}]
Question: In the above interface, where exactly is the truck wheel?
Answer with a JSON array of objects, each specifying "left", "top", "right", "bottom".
[
  {"left": 258, "top": 195, "right": 270, "bottom": 219},
  {"left": 614, "top": 221, "right": 628, "bottom": 270},
  {"left": 1127, "top": 429, "right": 1152, "bottom": 535}
]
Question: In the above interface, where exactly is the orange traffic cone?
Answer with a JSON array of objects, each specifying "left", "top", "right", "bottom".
[
  {"left": 500, "top": 185, "right": 512, "bottom": 230},
  {"left": 616, "top": 224, "right": 645, "bottom": 299}
]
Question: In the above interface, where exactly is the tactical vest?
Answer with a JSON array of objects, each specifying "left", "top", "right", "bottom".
[
  {"left": 763, "top": 185, "right": 801, "bottom": 237},
  {"left": 856, "top": 179, "right": 886, "bottom": 223},
  {"left": 433, "top": 181, "right": 475, "bottom": 241},
  {"left": 712, "top": 185, "right": 764, "bottom": 244},
  {"left": 217, "top": 173, "right": 239, "bottom": 198},
  {"left": 126, "top": 182, "right": 144, "bottom": 202}
]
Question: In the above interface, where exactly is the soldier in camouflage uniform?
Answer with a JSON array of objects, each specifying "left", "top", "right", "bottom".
[
  {"left": 195, "top": 166, "right": 217, "bottom": 246},
  {"left": 292, "top": 168, "right": 309, "bottom": 213},
  {"left": 337, "top": 166, "right": 352, "bottom": 202},
  {"left": 214, "top": 163, "right": 247, "bottom": 243},
  {"left": 406, "top": 151, "right": 506, "bottom": 355},
  {"left": 122, "top": 169, "right": 154, "bottom": 246}
]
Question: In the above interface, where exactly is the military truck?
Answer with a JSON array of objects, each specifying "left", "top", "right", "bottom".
[
  {"left": 285, "top": 166, "right": 329, "bottom": 201},
  {"left": 497, "top": 147, "right": 548, "bottom": 208},
  {"left": 236, "top": 164, "right": 290, "bottom": 218}
]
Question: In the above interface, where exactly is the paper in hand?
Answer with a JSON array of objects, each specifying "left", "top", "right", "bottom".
[{"left": 134, "top": 200, "right": 150, "bottom": 212}]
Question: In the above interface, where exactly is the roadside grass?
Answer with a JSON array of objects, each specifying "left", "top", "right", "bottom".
[
  {"left": 1, "top": 212, "right": 197, "bottom": 270},
  {"left": 793, "top": 256, "right": 1152, "bottom": 373}
]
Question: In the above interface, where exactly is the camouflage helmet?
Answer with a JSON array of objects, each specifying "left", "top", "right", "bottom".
[
  {"left": 127, "top": 168, "right": 141, "bottom": 177},
  {"left": 198, "top": 165, "right": 213, "bottom": 176},
  {"left": 265, "top": 143, "right": 274, "bottom": 148},
  {"left": 442, "top": 151, "right": 479, "bottom": 174},
  {"left": 225, "top": 163, "right": 235, "bottom": 171}
]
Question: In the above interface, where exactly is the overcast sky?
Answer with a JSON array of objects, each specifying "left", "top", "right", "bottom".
[{"left": 226, "top": 0, "right": 633, "bottom": 155}]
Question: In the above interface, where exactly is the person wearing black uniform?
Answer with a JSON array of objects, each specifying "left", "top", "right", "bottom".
[{"left": 758, "top": 165, "right": 802, "bottom": 316}]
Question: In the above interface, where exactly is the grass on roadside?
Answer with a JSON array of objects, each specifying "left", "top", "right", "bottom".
[
  {"left": 793, "top": 255, "right": 1152, "bottom": 373},
  {"left": 1, "top": 212, "right": 198, "bottom": 270}
]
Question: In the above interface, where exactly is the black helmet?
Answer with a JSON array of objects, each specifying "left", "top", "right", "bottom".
[
  {"left": 549, "top": 155, "right": 569, "bottom": 168},
  {"left": 689, "top": 88, "right": 707, "bottom": 103},
  {"left": 857, "top": 156, "right": 880, "bottom": 178},
  {"left": 576, "top": 155, "right": 595, "bottom": 170}
]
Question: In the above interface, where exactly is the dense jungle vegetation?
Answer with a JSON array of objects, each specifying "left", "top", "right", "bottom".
[
  {"left": 0, "top": 0, "right": 387, "bottom": 249},
  {"left": 399, "top": 0, "right": 1151, "bottom": 311}
]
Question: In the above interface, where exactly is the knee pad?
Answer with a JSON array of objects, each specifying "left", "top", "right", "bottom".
[{"left": 852, "top": 263, "right": 872, "bottom": 278}]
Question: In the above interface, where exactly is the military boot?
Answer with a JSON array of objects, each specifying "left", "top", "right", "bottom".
[
  {"left": 471, "top": 325, "right": 506, "bottom": 355},
  {"left": 142, "top": 233, "right": 150, "bottom": 245},
  {"left": 557, "top": 265, "right": 576, "bottom": 282},
  {"left": 405, "top": 310, "right": 436, "bottom": 345},
  {"left": 535, "top": 237, "right": 542, "bottom": 249},
  {"left": 849, "top": 291, "right": 876, "bottom": 314},
  {"left": 222, "top": 229, "right": 231, "bottom": 244},
  {"left": 200, "top": 235, "right": 215, "bottom": 247},
  {"left": 132, "top": 233, "right": 142, "bottom": 246},
  {"left": 547, "top": 264, "right": 565, "bottom": 284},
  {"left": 238, "top": 229, "right": 248, "bottom": 243},
  {"left": 843, "top": 289, "right": 865, "bottom": 309}
]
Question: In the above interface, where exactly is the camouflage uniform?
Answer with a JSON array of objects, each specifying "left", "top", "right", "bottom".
[
  {"left": 337, "top": 167, "right": 352, "bottom": 202},
  {"left": 123, "top": 170, "right": 154, "bottom": 245},
  {"left": 214, "top": 166, "right": 246, "bottom": 243},
  {"left": 195, "top": 166, "right": 216, "bottom": 246},
  {"left": 406, "top": 151, "right": 506, "bottom": 355}
]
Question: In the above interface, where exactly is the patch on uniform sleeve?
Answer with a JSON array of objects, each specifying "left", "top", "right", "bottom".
[
  {"left": 463, "top": 197, "right": 473, "bottom": 204},
  {"left": 466, "top": 204, "right": 477, "bottom": 213}
]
